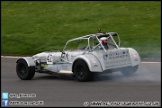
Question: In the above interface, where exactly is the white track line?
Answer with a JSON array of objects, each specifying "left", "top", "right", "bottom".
[
  {"left": 1, "top": 56, "right": 161, "bottom": 63},
  {"left": 141, "top": 62, "right": 161, "bottom": 63},
  {"left": 1, "top": 56, "right": 24, "bottom": 58}
]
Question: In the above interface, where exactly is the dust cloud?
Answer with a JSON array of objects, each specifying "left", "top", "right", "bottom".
[{"left": 94, "top": 63, "right": 161, "bottom": 83}]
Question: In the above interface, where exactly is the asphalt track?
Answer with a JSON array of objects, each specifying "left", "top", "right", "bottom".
[{"left": 1, "top": 57, "right": 161, "bottom": 107}]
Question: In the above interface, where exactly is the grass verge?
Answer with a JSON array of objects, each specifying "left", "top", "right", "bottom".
[{"left": 1, "top": 1, "right": 161, "bottom": 58}]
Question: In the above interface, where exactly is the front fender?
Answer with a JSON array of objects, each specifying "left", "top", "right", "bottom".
[
  {"left": 72, "top": 54, "right": 103, "bottom": 72},
  {"left": 16, "top": 57, "right": 35, "bottom": 67}
]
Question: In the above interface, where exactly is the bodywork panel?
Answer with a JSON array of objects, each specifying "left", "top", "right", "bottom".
[{"left": 91, "top": 48, "right": 132, "bottom": 71}]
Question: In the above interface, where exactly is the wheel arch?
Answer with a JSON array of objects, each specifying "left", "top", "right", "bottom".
[
  {"left": 16, "top": 57, "right": 35, "bottom": 67},
  {"left": 72, "top": 55, "right": 103, "bottom": 72}
]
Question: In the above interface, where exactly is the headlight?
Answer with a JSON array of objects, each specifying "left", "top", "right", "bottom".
[
  {"left": 36, "top": 59, "right": 40, "bottom": 64},
  {"left": 32, "top": 56, "right": 40, "bottom": 64}
]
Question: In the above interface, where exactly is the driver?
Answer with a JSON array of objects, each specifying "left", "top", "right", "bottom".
[{"left": 100, "top": 37, "right": 109, "bottom": 49}]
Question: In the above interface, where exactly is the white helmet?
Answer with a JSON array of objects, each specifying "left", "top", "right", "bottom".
[
  {"left": 100, "top": 37, "right": 107, "bottom": 43},
  {"left": 100, "top": 37, "right": 108, "bottom": 49}
]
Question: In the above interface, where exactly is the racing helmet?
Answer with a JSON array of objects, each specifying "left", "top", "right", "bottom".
[
  {"left": 100, "top": 37, "right": 108, "bottom": 49},
  {"left": 100, "top": 37, "right": 107, "bottom": 44}
]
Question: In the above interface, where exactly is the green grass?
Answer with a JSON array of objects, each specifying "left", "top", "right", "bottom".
[{"left": 1, "top": 1, "right": 161, "bottom": 58}]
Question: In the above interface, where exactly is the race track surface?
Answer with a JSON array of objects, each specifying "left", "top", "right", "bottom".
[{"left": 1, "top": 58, "right": 161, "bottom": 107}]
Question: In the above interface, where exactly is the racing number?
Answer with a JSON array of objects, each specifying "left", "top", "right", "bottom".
[{"left": 47, "top": 54, "right": 53, "bottom": 64}]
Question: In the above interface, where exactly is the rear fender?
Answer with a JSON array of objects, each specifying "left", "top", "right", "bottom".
[
  {"left": 72, "top": 54, "right": 103, "bottom": 72},
  {"left": 128, "top": 48, "right": 141, "bottom": 66},
  {"left": 16, "top": 57, "right": 35, "bottom": 67}
]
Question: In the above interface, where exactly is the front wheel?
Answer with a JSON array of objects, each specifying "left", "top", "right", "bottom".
[
  {"left": 121, "top": 65, "right": 139, "bottom": 76},
  {"left": 16, "top": 59, "right": 35, "bottom": 80},
  {"left": 73, "top": 59, "right": 92, "bottom": 82}
]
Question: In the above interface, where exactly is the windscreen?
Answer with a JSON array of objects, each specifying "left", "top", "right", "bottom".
[{"left": 65, "top": 39, "right": 88, "bottom": 51}]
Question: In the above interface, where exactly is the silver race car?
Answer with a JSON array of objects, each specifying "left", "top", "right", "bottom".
[{"left": 16, "top": 31, "right": 141, "bottom": 81}]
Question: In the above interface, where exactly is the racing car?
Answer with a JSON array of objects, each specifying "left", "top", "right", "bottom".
[{"left": 16, "top": 31, "right": 141, "bottom": 82}]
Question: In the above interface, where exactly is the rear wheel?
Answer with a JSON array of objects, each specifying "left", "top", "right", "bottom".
[
  {"left": 73, "top": 59, "right": 92, "bottom": 82},
  {"left": 16, "top": 59, "right": 35, "bottom": 80},
  {"left": 121, "top": 65, "right": 138, "bottom": 76}
]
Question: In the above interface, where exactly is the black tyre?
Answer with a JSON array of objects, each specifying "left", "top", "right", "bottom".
[
  {"left": 73, "top": 59, "right": 92, "bottom": 82},
  {"left": 121, "top": 65, "right": 138, "bottom": 76},
  {"left": 16, "top": 59, "right": 35, "bottom": 80}
]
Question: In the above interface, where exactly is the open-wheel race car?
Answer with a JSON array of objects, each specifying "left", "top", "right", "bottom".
[{"left": 16, "top": 31, "right": 141, "bottom": 82}]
